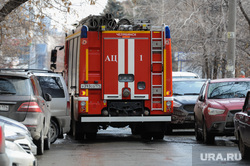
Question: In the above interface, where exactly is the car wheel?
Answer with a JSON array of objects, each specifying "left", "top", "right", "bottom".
[
  {"left": 195, "top": 121, "right": 202, "bottom": 141},
  {"left": 50, "top": 120, "right": 59, "bottom": 143},
  {"left": 44, "top": 128, "right": 51, "bottom": 150},
  {"left": 34, "top": 129, "right": 44, "bottom": 155},
  {"left": 239, "top": 135, "right": 250, "bottom": 160},
  {"left": 203, "top": 122, "right": 214, "bottom": 144}
]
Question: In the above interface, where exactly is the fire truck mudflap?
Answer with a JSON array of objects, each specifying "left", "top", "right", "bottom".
[{"left": 61, "top": 15, "right": 173, "bottom": 140}]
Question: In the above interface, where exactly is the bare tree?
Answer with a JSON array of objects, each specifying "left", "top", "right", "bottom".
[
  {"left": 0, "top": 0, "right": 28, "bottom": 22},
  {"left": 121, "top": 0, "right": 250, "bottom": 78}
]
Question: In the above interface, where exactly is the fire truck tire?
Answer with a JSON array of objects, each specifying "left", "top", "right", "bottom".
[
  {"left": 153, "top": 132, "right": 164, "bottom": 140},
  {"left": 165, "top": 126, "right": 173, "bottom": 135},
  {"left": 131, "top": 125, "right": 141, "bottom": 135},
  {"left": 141, "top": 133, "right": 153, "bottom": 141},
  {"left": 73, "top": 120, "right": 84, "bottom": 140},
  {"left": 86, "top": 133, "right": 97, "bottom": 140}
]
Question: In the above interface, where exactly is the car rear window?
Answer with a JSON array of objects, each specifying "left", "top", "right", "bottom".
[
  {"left": 37, "top": 76, "right": 65, "bottom": 98},
  {"left": 208, "top": 81, "right": 250, "bottom": 99},
  {"left": 173, "top": 81, "right": 205, "bottom": 95},
  {"left": 0, "top": 77, "right": 32, "bottom": 96}
]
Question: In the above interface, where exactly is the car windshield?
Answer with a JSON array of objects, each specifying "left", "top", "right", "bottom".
[
  {"left": 0, "top": 77, "right": 31, "bottom": 96},
  {"left": 208, "top": 81, "right": 250, "bottom": 99},
  {"left": 37, "top": 76, "right": 65, "bottom": 98},
  {"left": 173, "top": 80, "right": 205, "bottom": 95}
]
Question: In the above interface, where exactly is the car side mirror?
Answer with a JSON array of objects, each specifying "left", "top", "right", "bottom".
[
  {"left": 198, "top": 95, "right": 204, "bottom": 102},
  {"left": 44, "top": 93, "right": 52, "bottom": 102},
  {"left": 51, "top": 49, "right": 57, "bottom": 63},
  {"left": 247, "top": 106, "right": 250, "bottom": 116}
]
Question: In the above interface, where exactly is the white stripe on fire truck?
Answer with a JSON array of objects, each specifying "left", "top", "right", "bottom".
[
  {"left": 164, "top": 97, "right": 174, "bottom": 101},
  {"left": 118, "top": 39, "right": 125, "bottom": 99},
  {"left": 128, "top": 39, "right": 135, "bottom": 99},
  {"left": 77, "top": 97, "right": 89, "bottom": 101}
]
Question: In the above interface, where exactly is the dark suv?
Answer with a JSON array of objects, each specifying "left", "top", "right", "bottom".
[
  {"left": 168, "top": 79, "right": 206, "bottom": 133},
  {"left": 0, "top": 70, "right": 51, "bottom": 155}
]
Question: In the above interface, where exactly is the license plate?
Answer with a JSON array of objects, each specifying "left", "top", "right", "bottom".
[
  {"left": 81, "top": 84, "right": 101, "bottom": 89},
  {"left": 0, "top": 105, "right": 9, "bottom": 111}
]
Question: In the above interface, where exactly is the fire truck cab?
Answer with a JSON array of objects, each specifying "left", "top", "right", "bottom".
[{"left": 58, "top": 15, "right": 173, "bottom": 140}]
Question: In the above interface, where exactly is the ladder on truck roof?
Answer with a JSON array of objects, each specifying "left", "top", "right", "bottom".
[{"left": 151, "top": 25, "right": 164, "bottom": 111}]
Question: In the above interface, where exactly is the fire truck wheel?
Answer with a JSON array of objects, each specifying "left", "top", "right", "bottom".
[
  {"left": 153, "top": 132, "right": 164, "bottom": 140},
  {"left": 86, "top": 133, "right": 97, "bottom": 140},
  {"left": 131, "top": 125, "right": 141, "bottom": 135},
  {"left": 141, "top": 133, "right": 153, "bottom": 141},
  {"left": 73, "top": 120, "right": 84, "bottom": 140}
]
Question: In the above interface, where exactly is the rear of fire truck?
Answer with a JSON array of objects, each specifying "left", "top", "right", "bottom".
[{"left": 61, "top": 14, "right": 173, "bottom": 140}]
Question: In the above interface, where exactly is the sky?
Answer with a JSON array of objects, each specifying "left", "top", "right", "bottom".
[
  {"left": 49, "top": 0, "right": 108, "bottom": 31},
  {"left": 66, "top": 0, "right": 108, "bottom": 25}
]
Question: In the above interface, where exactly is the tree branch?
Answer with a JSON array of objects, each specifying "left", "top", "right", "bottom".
[
  {"left": 0, "top": 0, "right": 28, "bottom": 22},
  {"left": 238, "top": 0, "right": 250, "bottom": 31}
]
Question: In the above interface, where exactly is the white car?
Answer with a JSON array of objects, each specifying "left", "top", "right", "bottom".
[
  {"left": 172, "top": 71, "right": 200, "bottom": 79},
  {"left": 0, "top": 116, "right": 37, "bottom": 166}
]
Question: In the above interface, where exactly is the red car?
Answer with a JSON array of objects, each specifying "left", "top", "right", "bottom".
[
  {"left": 234, "top": 90, "right": 250, "bottom": 159},
  {"left": 194, "top": 78, "right": 250, "bottom": 144}
]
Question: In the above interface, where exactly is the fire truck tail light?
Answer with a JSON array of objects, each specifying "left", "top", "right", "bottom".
[
  {"left": 137, "top": 82, "right": 146, "bottom": 90},
  {"left": 81, "top": 25, "right": 88, "bottom": 38},
  {"left": 166, "top": 90, "right": 172, "bottom": 96},
  {"left": 166, "top": 101, "right": 172, "bottom": 107},
  {"left": 80, "top": 101, "right": 86, "bottom": 107}
]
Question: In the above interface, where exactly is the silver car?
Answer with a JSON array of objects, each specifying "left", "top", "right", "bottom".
[
  {"left": 0, "top": 115, "right": 37, "bottom": 166},
  {"left": 32, "top": 70, "right": 71, "bottom": 143},
  {"left": 0, "top": 70, "right": 51, "bottom": 155}
]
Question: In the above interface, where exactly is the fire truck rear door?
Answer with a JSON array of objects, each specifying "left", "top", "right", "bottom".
[{"left": 103, "top": 37, "right": 150, "bottom": 100}]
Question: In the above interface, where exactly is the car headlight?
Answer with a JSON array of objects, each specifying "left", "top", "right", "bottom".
[
  {"left": 173, "top": 101, "right": 182, "bottom": 108},
  {"left": 5, "top": 140, "right": 23, "bottom": 152},
  {"left": 208, "top": 107, "right": 225, "bottom": 115}
]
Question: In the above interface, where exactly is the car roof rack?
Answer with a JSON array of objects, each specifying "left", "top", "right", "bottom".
[{"left": 0, "top": 68, "right": 53, "bottom": 73}]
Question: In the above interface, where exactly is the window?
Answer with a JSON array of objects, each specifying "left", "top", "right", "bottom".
[
  {"left": 0, "top": 77, "right": 31, "bottom": 96},
  {"left": 208, "top": 81, "right": 250, "bottom": 99},
  {"left": 173, "top": 81, "right": 205, "bottom": 95},
  {"left": 37, "top": 76, "right": 65, "bottom": 98}
]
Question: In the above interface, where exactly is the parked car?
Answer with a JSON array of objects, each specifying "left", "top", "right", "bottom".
[
  {"left": 234, "top": 90, "right": 250, "bottom": 159},
  {"left": 0, "top": 69, "right": 51, "bottom": 155},
  {"left": 172, "top": 71, "right": 200, "bottom": 79},
  {"left": 194, "top": 78, "right": 250, "bottom": 144},
  {"left": 168, "top": 79, "right": 206, "bottom": 133},
  {"left": 0, "top": 115, "right": 37, "bottom": 166},
  {"left": 31, "top": 69, "right": 71, "bottom": 143}
]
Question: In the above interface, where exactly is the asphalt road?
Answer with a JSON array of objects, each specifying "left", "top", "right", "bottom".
[{"left": 37, "top": 127, "right": 250, "bottom": 166}]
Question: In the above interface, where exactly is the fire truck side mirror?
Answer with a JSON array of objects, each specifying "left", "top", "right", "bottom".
[
  {"left": 50, "top": 63, "right": 57, "bottom": 70},
  {"left": 51, "top": 49, "right": 57, "bottom": 63}
]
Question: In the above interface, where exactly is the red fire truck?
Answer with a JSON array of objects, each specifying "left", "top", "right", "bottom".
[{"left": 54, "top": 15, "right": 173, "bottom": 140}]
